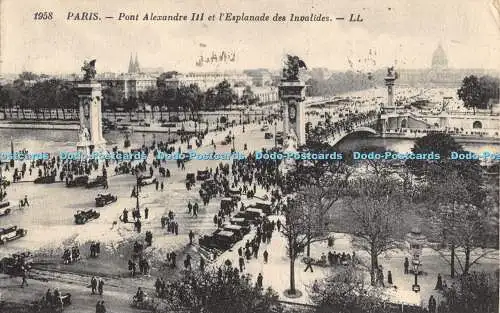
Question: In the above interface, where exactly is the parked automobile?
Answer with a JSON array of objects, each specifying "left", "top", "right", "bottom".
[
  {"left": 261, "top": 125, "right": 269, "bottom": 131},
  {"left": 139, "top": 177, "right": 157, "bottom": 186},
  {"left": 95, "top": 193, "right": 117, "bottom": 207},
  {"left": 34, "top": 175, "right": 56, "bottom": 184},
  {"left": 0, "top": 201, "right": 14, "bottom": 217},
  {"left": 229, "top": 217, "right": 250, "bottom": 228},
  {"left": 86, "top": 176, "right": 107, "bottom": 188},
  {"left": 220, "top": 198, "right": 234, "bottom": 212},
  {"left": 1, "top": 252, "right": 33, "bottom": 276},
  {"left": 74, "top": 209, "right": 100, "bottom": 224},
  {"left": 66, "top": 175, "right": 89, "bottom": 188},
  {"left": 264, "top": 132, "right": 273, "bottom": 139},
  {"left": 0, "top": 225, "right": 27, "bottom": 244},
  {"left": 186, "top": 173, "right": 195, "bottom": 185},
  {"left": 199, "top": 231, "right": 238, "bottom": 251},
  {"left": 196, "top": 170, "right": 210, "bottom": 181},
  {"left": 222, "top": 224, "right": 246, "bottom": 240}
]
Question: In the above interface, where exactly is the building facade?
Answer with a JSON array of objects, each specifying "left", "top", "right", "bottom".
[{"left": 164, "top": 72, "right": 253, "bottom": 91}]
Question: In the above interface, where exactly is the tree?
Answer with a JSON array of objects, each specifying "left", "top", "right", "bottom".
[
  {"left": 479, "top": 75, "right": 500, "bottom": 111},
  {"left": 165, "top": 265, "right": 282, "bottom": 313},
  {"left": 457, "top": 75, "right": 483, "bottom": 114},
  {"left": 18, "top": 71, "right": 39, "bottom": 81},
  {"left": 215, "top": 80, "right": 236, "bottom": 110},
  {"left": 345, "top": 177, "right": 409, "bottom": 285},
  {"left": 442, "top": 271, "right": 499, "bottom": 313},
  {"left": 425, "top": 171, "right": 498, "bottom": 277},
  {"left": 280, "top": 196, "right": 311, "bottom": 296},
  {"left": 309, "top": 265, "right": 387, "bottom": 313}
]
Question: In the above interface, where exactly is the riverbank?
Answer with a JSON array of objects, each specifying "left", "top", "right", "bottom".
[{"left": 380, "top": 132, "right": 500, "bottom": 144}]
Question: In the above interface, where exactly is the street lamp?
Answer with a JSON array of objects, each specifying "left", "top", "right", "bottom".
[
  {"left": 135, "top": 171, "right": 140, "bottom": 210},
  {"left": 412, "top": 260, "right": 421, "bottom": 293},
  {"left": 142, "top": 133, "right": 146, "bottom": 147}
]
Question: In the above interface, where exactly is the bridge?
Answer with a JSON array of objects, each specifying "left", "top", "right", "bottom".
[{"left": 324, "top": 115, "right": 379, "bottom": 146}]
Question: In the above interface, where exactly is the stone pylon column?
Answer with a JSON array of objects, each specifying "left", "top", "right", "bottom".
[{"left": 76, "top": 81, "right": 106, "bottom": 154}]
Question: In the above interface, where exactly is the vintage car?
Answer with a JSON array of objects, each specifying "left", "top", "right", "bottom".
[
  {"left": 196, "top": 170, "right": 210, "bottom": 181},
  {"left": 230, "top": 217, "right": 250, "bottom": 228},
  {"left": 227, "top": 188, "right": 240, "bottom": 196},
  {"left": 0, "top": 225, "right": 27, "bottom": 244},
  {"left": 199, "top": 231, "right": 238, "bottom": 251},
  {"left": 0, "top": 201, "right": 14, "bottom": 216},
  {"left": 261, "top": 125, "right": 269, "bottom": 131},
  {"left": 95, "top": 193, "right": 118, "bottom": 207},
  {"left": 34, "top": 175, "right": 56, "bottom": 184},
  {"left": 220, "top": 198, "right": 234, "bottom": 212},
  {"left": 66, "top": 175, "right": 89, "bottom": 188},
  {"left": 264, "top": 132, "right": 273, "bottom": 139},
  {"left": 186, "top": 173, "right": 196, "bottom": 185},
  {"left": 85, "top": 176, "right": 107, "bottom": 188},
  {"left": 222, "top": 224, "right": 246, "bottom": 240},
  {"left": 233, "top": 208, "right": 265, "bottom": 224},
  {"left": 139, "top": 176, "right": 157, "bottom": 186},
  {"left": 74, "top": 209, "right": 100, "bottom": 225},
  {"left": 253, "top": 201, "right": 273, "bottom": 215}
]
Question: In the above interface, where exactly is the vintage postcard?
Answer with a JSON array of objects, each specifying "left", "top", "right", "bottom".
[{"left": 0, "top": 0, "right": 498, "bottom": 312}]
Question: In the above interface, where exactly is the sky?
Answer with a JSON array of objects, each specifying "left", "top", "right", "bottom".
[{"left": 0, "top": 0, "right": 499, "bottom": 74}]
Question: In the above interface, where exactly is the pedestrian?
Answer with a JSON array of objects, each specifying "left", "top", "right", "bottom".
[
  {"left": 189, "top": 230, "right": 194, "bottom": 245},
  {"left": 145, "top": 207, "right": 149, "bottom": 219},
  {"left": 155, "top": 180, "right": 159, "bottom": 190},
  {"left": 98, "top": 279, "right": 104, "bottom": 295},
  {"left": 256, "top": 273, "right": 263, "bottom": 289},
  {"left": 91, "top": 276, "right": 98, "bottom": 294},
  {"left": 239, "top": 256, "right": 245, "bottom": 272},
  {"left": 188, "top": 201, "right": 192, "bottom": 214},
  {"left": 155, "top": 278, "right": 162, "bottom": 296},
  {"left": 161, "top": 181, "right": 164, "bottom": 191},
  {"left": 404, "top": 257, "right": 409, "bottom": 274},
  {"left": 304, "top": 257, "right": 313, "bottom": 273},
  {"left": 263, "top": 250, "right": 268, "bottom": 263},
  {"left": 435, "top": 273, "right": 443, "bottom": 290},
  {"left": 96, "top": 300, "right": 101, "bottom": 313},
  {"left": 428, "top": 295, "right": 437, "bottom": 313},
  {"left": 200, "top": 257, "right": 205, "bottom": 272},
  {"left": 387, "top": 270, "right": 393, "bottom": 285},
  {"left": 20, "top": 266, "right": 28, "bottom": 288}
]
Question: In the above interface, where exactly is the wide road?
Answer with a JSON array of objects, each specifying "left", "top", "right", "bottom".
[{"left": 0, "top": 121, "right": 278, "bottom": 312}]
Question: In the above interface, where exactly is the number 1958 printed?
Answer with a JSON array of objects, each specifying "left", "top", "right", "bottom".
[{"left": 34, "top": 12, "right": 53, "bottom": 20}]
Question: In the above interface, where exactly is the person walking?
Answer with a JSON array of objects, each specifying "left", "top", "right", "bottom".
[
  {"left": 161, "top": 181, "right": 164, "bottom": 191},
  {"left": 304, "top": 257, "right": 313, "bottom": 273},
  {"left": 189, "top": 230, "right": 195, "bottom": 245},
  {"left": 91, "top": 276, "right": 98, "bottom": 294},
  {"left": 20, "top": 266, "right": 28, "bottom": 288},
  {"left": 387, "top": 270, "right": 393, "bottom": 285},
  {"left": 144, "top": 207, "right": 149, "bottom": 219},
  {"left": 256, "top": 273, "right": 263, "bottom": 289},
  {"left": 428, "top": 295, "right": 437, "bottom": 313},
  {"left": 435, "top": 273, "right": 443, "bottom": 290},
  {"left": 263, "top": 250, "right": 268, "bottom": 263},
  {"left": 98, "top": 279, "right": 104, "bottom": 295},
  {"left": 404, "top": 257, "right": 409, "bottom": 274}
]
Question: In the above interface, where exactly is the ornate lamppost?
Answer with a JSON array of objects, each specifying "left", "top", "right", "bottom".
[{"left": 406, "top": 227, "right": 426, "bottom": 293}]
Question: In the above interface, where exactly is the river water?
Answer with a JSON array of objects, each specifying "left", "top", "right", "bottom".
[{"left": 0, "top": 129, "right": 498, "bottom": 156}]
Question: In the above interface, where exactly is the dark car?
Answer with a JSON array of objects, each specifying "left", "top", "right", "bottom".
[
  {"left": 0, "top": 226, "right": 27, "bottom": 244},
  {"left": 220, "top": 198, "right": 234, "bottom": 212},
  {"left": 34, "top": 175, "right": 56, "bottom": 184},
  {"left": 74, "top": 209, "right": 100, "bottom": 224},
  {"left": 196, "top": 170, "right": 210, "bottom": 181},
  {"left": 86, "top": 176, "right": 107, "bottom": 188},
  {"left": 66, "top": 175, "right": 89, "bottom": 188},
  {"left": 1, "top": 252, "right": 33, "bottom": 276},
  {"left": 230, "top": 217, "right": 250, "bottom": 228},
  {"left": 95, "top": 193, "right": 118, "bottom": 207},
  {"left": 264, "top": 132, "right": 273, "bottom": 139},
  {"left": 199, "top": 231, "right": 238, "bottom": 251},
  {"left": 186, "top": 173, "right": 195, "bottom": 185},
  {"left": 201, "top": 179, "right": 218, "bottom": 194},
  {"left": 222, "top": 224, "right": 246, "bottom": 240}
]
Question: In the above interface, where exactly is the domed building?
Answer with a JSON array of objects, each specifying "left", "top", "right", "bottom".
[{"left": 431, "top": 44, "right": 448, "bottom": 70}]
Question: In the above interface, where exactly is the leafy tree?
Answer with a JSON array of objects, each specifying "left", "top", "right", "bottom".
[
  {"left": 442, "top": 271, "right": 499, "bottom": 313},
  {"left": 310, "top": 265, "right": 387, "bottom": 313},
  {"left": 479, "top": 75, "right": 500, "bottom": 110},
  {"left": 345, "top": 177, "right": 409, "bottom": 285},
  {"left": 18, "top": 71, "right": 39, "bottom": 81},
  {"left": 457, "top": 75, "right": 483, "bottom": 114},
  {"left": 215, "top": 80, "right": 236, "bottom": 110},
  {"left": 165, "top": 265, "right": 283, "bottom": 313}
]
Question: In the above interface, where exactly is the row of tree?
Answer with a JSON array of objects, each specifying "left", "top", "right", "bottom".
[
  {"left": 0, "top": 73, "right": 260, "bottom": 120},
  {"left": 457, "top": 75, "right": 499, "bottom": 114}
]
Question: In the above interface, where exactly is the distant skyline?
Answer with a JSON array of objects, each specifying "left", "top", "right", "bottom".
[{"left": 1, "top": 0, "right": 499, "bottom": 74}]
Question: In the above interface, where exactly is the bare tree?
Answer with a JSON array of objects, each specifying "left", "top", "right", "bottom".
[{"left": 345, "top": 177, "right": 408, "bottom": 286}]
